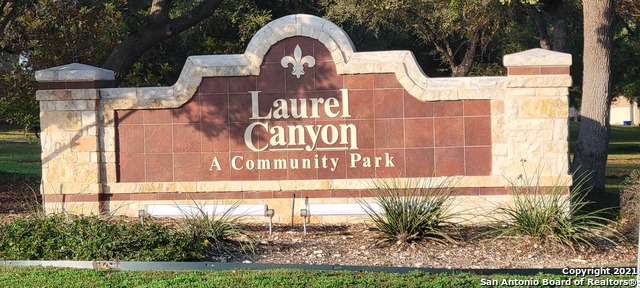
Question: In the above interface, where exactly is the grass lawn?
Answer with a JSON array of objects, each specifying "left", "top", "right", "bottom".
[
  {"left": 569, "top": 121, "right": 640, "bottom": 179},
  {"left": 0, "top": 266, "right": 636, "bottom": 288},
  {"left": 0, "top": 124, "right": 41, "bottom": 177}
]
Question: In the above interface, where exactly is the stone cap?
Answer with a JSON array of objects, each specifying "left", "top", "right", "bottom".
[
  {"left": 35, "top": 63, "right": 115, "bottom": 82},
  {"left": 503, "top": 48, "right": 572, "bottom": 67}
]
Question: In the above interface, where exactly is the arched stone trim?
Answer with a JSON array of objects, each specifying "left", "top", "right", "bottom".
[{"left": 101, "top": 14, "right": 508, "bottom": 110}]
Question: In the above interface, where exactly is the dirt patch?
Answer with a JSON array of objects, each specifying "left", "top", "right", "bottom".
[
  {"left": 217, "top": 223, "right": 636, "bottom": 269},
  {"left": 0, "top": 174, "right": 41, "bottom": 214}
]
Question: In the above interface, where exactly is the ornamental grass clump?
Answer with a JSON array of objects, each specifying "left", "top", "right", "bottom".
[
  {"left": 620, "top": 170, "right": 640, "bottom": 238},
  {"left": 360, "top": 178, "right": 458, "bottom": 246},
  {"left": 493, "top": 163, "right": 621, "bottom": 250},
  {"left": 178, "top": 201, "right": 254, "bottom": 259}
]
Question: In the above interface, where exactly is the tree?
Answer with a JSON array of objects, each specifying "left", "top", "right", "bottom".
[
  {"left": 501, "top": 0, "right": 569, "bottom": 52},
  {"left": 325, "top": 0, "right": 509, "bottom": 77},
  {"left": 570, "top": 0, "right": 615, "bottom": 196},
  {"left": 102, "top": 0, "right": 225, "bottom": 83},
  {"left": 613, "top": 0, "right": 640, "bottom": 99}
]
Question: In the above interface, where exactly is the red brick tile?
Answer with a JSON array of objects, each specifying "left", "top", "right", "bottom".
[
  {"left": 208, "top": 192, "right": 245, "bottom": 200},
  {"left": 201, "top": 124, "right": 229, "bottom": 152},
  {"left": 452, "top": 188, "right": 479, "bottom": 196},
  {"left": 465, "top": 146, "right": 492, "bottom": 176},
  {"left": 66, "top": 194, "right": 99, "bottom": 202},
  {"left": 201, "top": 93, "right": 228, "bottom": 123},
  {"left": 199, "top": 77, "right": 228, "bottom": 93},
  {"left": 318, "top": 151, "right": 347, "bottom": 179},
  {"left": 344, "top": 75, "right": 374, "bottom": 90},
  {"left": 228, "top": 76, "right": 257, "bottom": 92},
  {"left": 374, "top": 149, "right": 405, "bottom": 178},
  {"left": 259, "top": 151, "right": 289, "bottom": 180},
  {"left": 104, "top": 194, "right": 130, "bottom": 201},
  {"left": 434, "top": 118, "right": 464, "bottom": 147},
  {"left": 144, "top": 125, "right": 173, "bottom": 153},
  {"left": 186, "top": 192, "right": 217, "bottom": 200},
  {"left": 129, "top": 193, "right": 159, "bottom": 201},
  {"left": 172, "top": 97, "right": 201, "bottom": 123},
  {"left": 229, "top": 152, "right": 259, "bottom": 180},
  {"left": 245, "top": 191, "right": 275, "bottom": 199},
  {"left": 405, "top": 148, "right": 435, "bottom": 177},
  {"left": 45, "top": 194, "right": 64, "bottom": 202},
  {"left": 312, "top": 90, "right": 345, "bottom": 119},
  {"left": 157, "top": 193, "right": 187, "bottom": 201},
  {"left": 229, "top": 122, "right": 264, "bottom": 152},
  {"left": 404, "top": 118, "right": 434, "bottom": 148},
  {"left": 508, "top": 67, "right": 540, "bottom": 75},
  {"left": 173, "top": 124, "right": 202, "bottom": 153},
  {"left": 228, "top": 93, "right": 254, "bottom": 122},
  {"left": 314, "top": 62, "right": 342, "bottom": 90},
  {"left": 273, "top": 191, "right": 295, "bottom": 199},
  {"left": 263, "top": 40, "right": 286, "bottom": 63},
  {"left": 117, "top": 125, "right": 144, "bottom": 154},
  {"left": 118, "top": 153, "right": 145, "bottom": 182},
  {"left": 464, "top": 117, "right": 491, "bottom": 146},
  {"left": 540, "top": 66, "right": 570, "bottom": 75},
  {"left": 435, "top": 147, "right": 464, "bottom": 176},
  {"left": 313, "top": 39, "right": 333, "bottom": 62},
  {"left": 360, "top": 189, "right": 379, "bottom": 198},
  {"left": 433, "top": 101, "right": 463, "bottom": 117},
  {"left": 287, "top": 151, "right": 318, "bottom": 179},
  {"left": 174, "top": 153, "right": 202, "bottom": 182},
  {"left": 374, "top": 73, "right": 402, "bottom": 89},
  {"left": 257, "top": 62, "right": 286, "bottom": 93},
  {"left": 374, "top": 89, "right": 404, "bottom": 118},
  {"left": 285, "top": 36, "right": 314, "bottom": 61},
  {"left": 116, "top": 110, "right": 143, "bottom": 125},
  {"left": 346, "top": 149, "right": 376, "bottom": 178},
  {"left": 347, "top": 90, "right": 374, "bottom": 119},
  {"left": 404, "top": 94, "right": 433, "bottom": 118},
  {"left": 143, "top": 109, "right": 173, "bottom": 124},
  {"left": 286, "top": 64, "right": 316, "bottom": 92},
  {"left": 315, "top": 119, "right": 349, "bottom": 151},
  {"left": 479, "top": 187, "right": 509, "bottom": 195},
  {"left": 201, "top": 152, "right": 230, "bottom": 181},
  {"left": 345, "top": 120, "right": 374, "bottom": 150},
  {"left": 301, "top": 190, "right": 332, "bottom": 198},
  {"left": 463, "top": 100, "right": 491, "bottom": 116},
  {"left": 330, "top": 189, "right": 362, "bottom": 198},
  {"left": 145, "top": 153, "right": 174, "bottom": 182},
  {"left": 374, "top": 119, "right": 404, "bottom": 148}
]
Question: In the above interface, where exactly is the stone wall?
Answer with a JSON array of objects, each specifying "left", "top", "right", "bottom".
[{"left": 34, "top": 14, "right": 572, "bottom": 222}]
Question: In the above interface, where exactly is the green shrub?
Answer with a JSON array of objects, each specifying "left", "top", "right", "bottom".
[
  {"left": 620, "top": 170, "right": 640, "bottom": 238},
  {"left": 360, "top": 178, "right": 458, "bottom": 246},
  {"left": 0, "top": 214, "right": 202, "bottom": 261},
  {"left": 492, "top": 164, "right": 621, "bottom": 249}
]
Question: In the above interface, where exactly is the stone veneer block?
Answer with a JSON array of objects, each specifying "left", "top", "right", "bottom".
[
  {"left": 35, "top": 63, "right": 114, "bottom": 82},
  {"left": 503, "top": 48, "right": 572, "bottom": 67}
]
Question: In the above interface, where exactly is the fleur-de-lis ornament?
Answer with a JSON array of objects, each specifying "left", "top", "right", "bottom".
[{"left": 280, "top": 44, "right": 316, "bottom": 79}]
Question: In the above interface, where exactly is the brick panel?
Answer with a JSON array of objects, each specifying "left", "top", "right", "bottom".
[{"left": 114, "top": 37, "right": 493, "bottom": 184}]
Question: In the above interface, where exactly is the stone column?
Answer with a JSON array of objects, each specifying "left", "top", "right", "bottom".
[
  {"left": 502, "top": 49, "right": 573, "bottom": 180},
  {"left": 35, "top": 63, "right": 114, "bottom": 214}
]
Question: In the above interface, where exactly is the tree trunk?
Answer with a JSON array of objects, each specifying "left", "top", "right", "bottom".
[
  {"left": 570, "top": 0, "right": 615, "bottom": 196},
  {"left": 102, "top": 0, "right": 223, "bottom": 84},
  {"left": 529, "top": 6, "right": 552, "bottom": 50},
  {"left": 543, "top": 0, "right": 569, "bottom": 52}
]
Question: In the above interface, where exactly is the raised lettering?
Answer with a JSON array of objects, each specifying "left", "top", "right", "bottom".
[
  {"left": 245, "top": 122, "right": 268, "bottom": 151},
  {"left": 249, "top": 91, "right": 271, "bottom": 120},
  {"left": 209, "top": 157, "right": 222, "bottom": 171}
]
